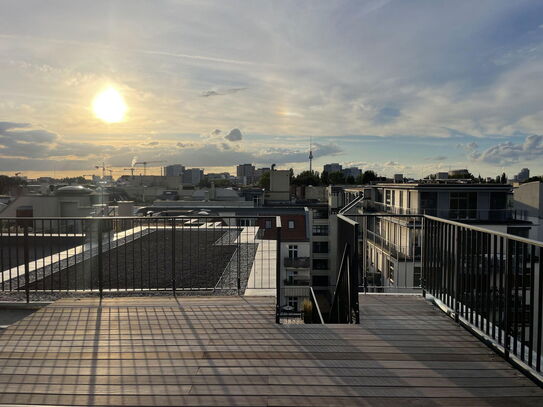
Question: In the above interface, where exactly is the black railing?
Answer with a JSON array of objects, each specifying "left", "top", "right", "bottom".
[
  {"left": 329, "top": 215, "right": 359, "bottom": 323},
  {"left": 349, "top": 214, "right": 424, "bottom": 293},
  {"left": 345, "top": 212, "right": 543, "bottom": 376},
  {"left": 423, "top": 215, "right": 543, "bottom": 374},
  {"left": 0, "top": 215, "right": 282, "bottom": 315},
  {"left": 309, "top": 286, "right": 324, "bottom": 324}
]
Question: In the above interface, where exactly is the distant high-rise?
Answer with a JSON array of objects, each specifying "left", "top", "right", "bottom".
[
  {"left": 309, "top": 137, "right": 314, "bottom": 173},
  {"left": 164, "top": 164, "right": 185, "bottom": 177},
  {"left": 515, "top": 168, "right": 530, "bottom": 182},
  {"left": 323, "top": 163, "right": 342, "bottom": 174},
  {"left": 182, "top": 168, "right": 203, "bottom": 185},
  {"left": 237, "top": 164, "right": 256, "bottom": 185},
  {"left": 342, "top": 167, "right": 361, "bottom": 178}
]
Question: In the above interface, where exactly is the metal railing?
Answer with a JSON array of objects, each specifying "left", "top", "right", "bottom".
[
  {"left": 309, "top": 286, "right": 324, "bottom": 324},
  {"left": 343, "top": 212, "right": 543, "bottom": 375},
  {"left": 361, "top": 201, "right": 528, "bottom": 221},
  {"left": 1, "top": 215, "right": 282, "bottom": 317},
  {"left": 329, "top": 215, "right": 359, "bottom": 323},
  {"left": 348, "top": 214, "right": 425, "bottom": 293},
  {"left": 423, "top": 215, "right": 543, "bottom": 375}
]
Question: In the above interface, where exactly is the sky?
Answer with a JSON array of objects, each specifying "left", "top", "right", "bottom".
[{"left": 1, "top": 0, "right": 543, "bottom": 179}]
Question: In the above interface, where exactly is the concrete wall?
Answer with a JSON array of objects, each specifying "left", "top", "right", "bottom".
[{"left": 514, "top": 181, "right": 543, "bottom": 218}]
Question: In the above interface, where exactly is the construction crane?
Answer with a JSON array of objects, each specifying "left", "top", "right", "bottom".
[
  {"left": 134, "top": 160, "right": 166, "bottom": 176},
  {"left": 95, "top": 162, "right": 109, "bottom": 179},
  {"left": 123, "top": 168, "right": 136, "bottom": 178}
]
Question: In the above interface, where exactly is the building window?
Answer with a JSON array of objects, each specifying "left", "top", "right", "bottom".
[
  {"left": 450, "top": 192, "right": 477, "bottom": 219},
  {"left": 313, "top": 241, "right": 329, "bottom": 254},
  {"left": 288, "top": 220, "right": 295, "bottom": 229},
  {"left": 386, "top": 260, "right": 394, "bottom": 283},
  {"left": 265, "top": 220, "right": 272, "bottom": 229},
  {"left": 288, "top": 245, "right": 298, "bottom": 259},
  {"left": 238, "top": 219, "right": 255, "bottom": 227},
  {"left": 312, "top": 275, "right": 329, "bottom": 286},
  {"left": 385, "top": 190, "right": 392, "bottom": 206},
  {"left": 312, "top": 225, "right": 328, "bottom": 236},
  {"left": 313, "top": 259, "right": 328, "bottom": 270},
  {"left": 287, "top": 296, "right": 298, "bottom": 311}
]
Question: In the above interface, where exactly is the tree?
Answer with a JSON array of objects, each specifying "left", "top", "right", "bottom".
[
  {"left": 346, "top": 175, "right": 355, "bottom": 184},
  {"left": 357, "top": 170, "right": 378, "bottom": 184},
  {"left": 500, "top": 172, "right": 507, "bottom": 184},
  {"left": 258, "top": 171, "right": 270, "bottom": 190},
  {"left": 522, "top": 176, "right": 543, "bottom": 183},
  {"left": 292, "top": 170, "right": 321, "bottom": 186},
  {"left": 320, "top": 171, "right": 329, "bottom": 185},
  {"left": 0, "top": 175, "right": 26, "bottom": 195},
  {"left": 329, "top": 171, "right": 346, "bottom": 185}
]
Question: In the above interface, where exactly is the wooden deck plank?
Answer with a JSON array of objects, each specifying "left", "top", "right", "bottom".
[{"left": 0, "top": 294, "right": 541, "bottom": 406}]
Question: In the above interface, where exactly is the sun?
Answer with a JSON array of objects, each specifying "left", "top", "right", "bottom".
[{"left": 92, "top": 87, "right": 127, "bottom": 123}]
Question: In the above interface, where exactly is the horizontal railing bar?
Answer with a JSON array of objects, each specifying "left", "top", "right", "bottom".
[
  {"left": 424, "top": 215, "right": 543, "bottom": 248},
  {"left": 0, "top": 216, "right": 278, "bottom": 221}
]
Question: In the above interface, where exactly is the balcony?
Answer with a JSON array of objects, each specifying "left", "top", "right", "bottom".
[
  {"left": 283, "top": 256, "right": 310, "bottom": 268},
  {"left": 1, "top": 214, "right": 542, "bottom": 405},
  {"left": 283, "top": 278, "right": 310, "bottom": 286}
]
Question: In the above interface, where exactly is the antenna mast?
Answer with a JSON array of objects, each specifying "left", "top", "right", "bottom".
[{"left": 309, "top": 136, "right": 314, "bottom": 173}]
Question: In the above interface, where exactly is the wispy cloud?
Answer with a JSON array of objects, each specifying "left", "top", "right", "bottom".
[{"left": 201, "top": 88, "right": 247, "bottom": 97}]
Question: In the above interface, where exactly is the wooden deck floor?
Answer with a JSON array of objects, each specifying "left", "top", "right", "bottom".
[{"left": 0, "top": 295, "right": 542, "bottom": 406}]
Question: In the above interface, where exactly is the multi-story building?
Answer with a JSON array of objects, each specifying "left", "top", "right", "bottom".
[
  {"left": 514, "top": 180, "right": 543, "bottom": 241},
  {"left": 342, "top": 182, "right": 532, "bottom": 292},
  {"left": 182, "top": 168, "right": 204, "bottom": 185},
  {"left": 323, "top": 163, "right": 342, "bottom": 174},
  {"left": 342, "top": 167, "right": 361, "bottom": 179},
  {"left": 265, "top": 170, "right": 290, "bottom": 203},
  {"left": 514, "top": 168, "right": 530, "bottom": 182},
  {"left": 164, "top": 164, "right": 185, "bottom": 177},
  {"left": 236, "top": 164, "right": 256, "bottom": 185}
]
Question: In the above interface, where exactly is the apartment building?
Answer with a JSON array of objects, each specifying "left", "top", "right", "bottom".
[{"left": 344, "top": 182, "right": 532, "bottom": 292}]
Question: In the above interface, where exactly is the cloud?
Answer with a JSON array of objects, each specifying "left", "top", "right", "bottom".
[
  {"left": 373, "top": 107, "right": 401, "bottom": 125},
  {"left": 426, "top": 155, "right": 448, "bottom": 161},
  {"left": 225, "top": 128, "right": 243, "bottom": 142},
  {"left": 469, "top": 135, "right": 543, "bottom": 165},
  {"left": 201, "top": 88, "right": 247, "bottom": 97}
]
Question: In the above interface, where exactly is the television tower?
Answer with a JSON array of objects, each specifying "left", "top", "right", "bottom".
[{"left": 309, "top": 136, "right": 314, "bottom": 173}]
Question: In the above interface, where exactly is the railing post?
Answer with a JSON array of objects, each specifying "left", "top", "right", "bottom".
[
  {"left": 237, "top": 219, "right": 241, "bottom": 295},
  {"left": 275, "top": 217, "right": 282, "bottom": 324},
  {"left": 97, "top": 219, "right": 103, "bottom": 299},
  {"left": 504, "top": 239, "right": 512, "bottom": 360},
  {"left": 353, "top": 222, "right": 360, "bottom": 324},
  {"left": 171, "top": 218, "right": 176, "bottom": 296},
  {"left": 454, "top": 225, "right": 460, "bottom": 323},
  {"left": 23, "top": 224, "right": 30, "bottom": 304},
  {"left": 362, "top": 216, "right": 368, "bottom": 294},
  {"left": 422, "top": 217, "right": 427, "bottom": 298}
]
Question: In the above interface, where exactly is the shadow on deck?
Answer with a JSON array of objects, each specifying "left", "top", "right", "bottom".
[{"left": 0, "top": 295, "right": 541, "bottom": 406}]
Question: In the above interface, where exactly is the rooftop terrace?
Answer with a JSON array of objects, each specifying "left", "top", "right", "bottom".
[{"left": 1, "top": 294, "right": 542, "bottom": 406}]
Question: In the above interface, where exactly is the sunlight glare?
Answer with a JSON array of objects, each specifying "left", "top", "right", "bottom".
[{"left": 92, "top": 87, "right": 127, "bottom": 123}]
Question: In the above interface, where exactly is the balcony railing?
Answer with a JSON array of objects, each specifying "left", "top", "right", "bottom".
[
  {"left": 362, "top": 201, "right": 528, "bottom": 221},
  {"left": 341, "top": 212, "right": 543, "bottom": 377},
  {"left": 0, "top": 215, "right": 285, "bottom": 317},
  {"left": 283, "top": 278, "right": 310, "bottom": 286},
  {"left": 284, "top": 257, "right": 310, "bottom": 268}
]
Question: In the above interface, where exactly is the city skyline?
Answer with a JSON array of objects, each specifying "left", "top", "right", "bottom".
[{"left": 1, "top": 0, "right": 543, "bottom": 178}]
